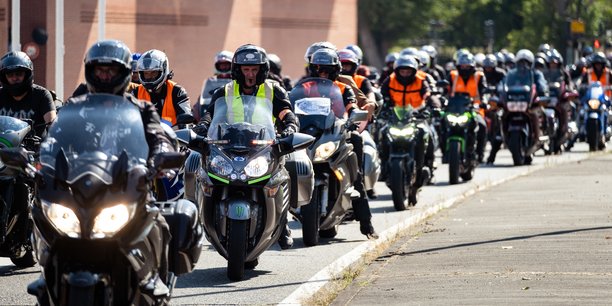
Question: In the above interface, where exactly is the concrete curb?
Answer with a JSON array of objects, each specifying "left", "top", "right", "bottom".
[{"left": 278, "top": 149, "right": 605, "bottom": 305}]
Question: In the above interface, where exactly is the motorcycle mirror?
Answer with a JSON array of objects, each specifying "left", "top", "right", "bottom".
[
  {"left": 174, "top": 128, "right": 197, "bottom": 146},
  {"left": 176, "top": 113, "right": 196, "bottom": 126},
  {"left": 275, "top": 133, "right": 315, "bottom": 156},
  {"left": 349, "top": 110, "right": 369, "bottom": 122},
  {"left": 153, "top": 151, "right": 186, "bottom": 171}
]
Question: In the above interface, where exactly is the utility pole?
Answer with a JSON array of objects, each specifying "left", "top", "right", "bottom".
[
  {"left": 56, "top": 0, "right": 64, "bottom": 100},
  {"left": 98, "top": 0, "right": 106, "bottom": 40},
  {"left": 11, "top": 0, "right": 20, "bottom": 52}
]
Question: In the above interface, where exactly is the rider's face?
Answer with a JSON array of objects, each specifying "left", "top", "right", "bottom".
[
  {"left": 94, "top": 65, "right": 120, "bottom": 82},
  {"left": 141, "top": 70, "right": 161, "bottom": 82},
  {"left": 398, "top": 68, "right": 413, "bottom": 78},
  {"left": 5, "top": 70, "right": 25, "bottom": 84},
  {"left": 241, "top": 65, "right": 260, "bottom": 87}
]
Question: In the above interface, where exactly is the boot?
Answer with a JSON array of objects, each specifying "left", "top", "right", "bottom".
[
  {"left": 277, "top": 225, "right": 293, "bottom": 250},
  {"left": 359, "top": 219, "right": 379, "bottom": 240},
  {"left": 366, "top": 189, "right": 378, "bottom": 199}
]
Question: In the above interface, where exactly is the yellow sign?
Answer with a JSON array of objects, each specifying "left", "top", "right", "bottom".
[{"left": 571, "top": 20, "right": 585, "bottom": 34}]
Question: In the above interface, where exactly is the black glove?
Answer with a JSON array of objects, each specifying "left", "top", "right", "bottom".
[
  {"left": 193, "top": 123, "right": 208, "bottom": 136},
  {"left": 281, "top": 123, "right": 297, "bottom": 138}
]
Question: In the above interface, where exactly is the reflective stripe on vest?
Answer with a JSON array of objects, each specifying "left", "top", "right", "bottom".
[
  {"left": 450, "top": 70, "right": 482, "bottom": 104},
  {"left": 137, "top": 80, "right": 178, "bottom": 125},
  {"left": 388, "top": 72, "right": 425, "bottom": 108},
  {"left": 224, "top": 80, "right": 274, "bottom": 124}
]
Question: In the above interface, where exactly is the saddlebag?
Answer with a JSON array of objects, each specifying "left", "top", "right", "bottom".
[
  {"left": 284, "top": 150, "right": 314, "bottom": 208},
  {"left": 158, "top": 199, "right": 203, "bottom": 276}
]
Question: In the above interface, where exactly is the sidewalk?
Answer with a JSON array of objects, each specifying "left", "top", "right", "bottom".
[{"left": 332, "top": 153, "right": 612, "bottom": 305}]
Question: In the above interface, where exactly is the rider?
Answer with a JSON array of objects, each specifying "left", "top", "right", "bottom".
[
  {"left": 132, "top": 49, "right": 193, "bottom": 127},
  {"left": 446, "top": 53, "right": 488, "bottom": 163},
  {"left": 65, "top": 39, "right": 175, "bottom": 286},
  {"left": 580, "top": 52, "right": 612, "bottom": 98},
  {"left": 0, "top": 51, "right": 56, "bottom": 137},
  {"left": 198, "top": 44, "right": 300, "bottom": 249},
  {"left": 130, "top": 52, "right": 142, "bottom": 84},
  {"left": 380, "top": 54, "right": 435, "bottom": 198},
  {"left": 194, "top": 50, "right": 234, "bottom": 121},
  {"left": 304, "top": 48, "right": 379, "bottom": 239},
  {"left": 379, "top": 52, "right": 399, "bottom": 86},
  {"left": 421, "top": 45, "right": 447, "bottom": 82},
  {"left": 482, "top": 54, "right": 506, "bottom": 164},
  {"left": 267, "top": 53, "right": 293, "bottom": 91}
]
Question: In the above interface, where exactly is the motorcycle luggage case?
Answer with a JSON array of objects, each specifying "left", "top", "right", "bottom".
[
  {"left": 158, "top": 199, "right": 203, "bottom": 276},
  {"left": 285, "top": 150, "right": 314, "bottom": 208}
]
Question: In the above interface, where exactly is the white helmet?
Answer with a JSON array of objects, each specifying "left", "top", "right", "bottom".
[
  {"left": 137, "top": 49, "right": 170, "bottom": 92},
  {"left": 515, "top": 49, "right": 535, "bottom": 66},
  {"left": 474, "top": 53, "right": 486, "bottom": 67}
]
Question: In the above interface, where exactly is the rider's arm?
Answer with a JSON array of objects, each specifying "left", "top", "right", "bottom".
[
  {"left": 127, "top": 95, "right": 175, "bottom": 158},
  {"left": 199, "top": 88, "right": 224, "bottom": 127},
  {"left": 171, "top": 84, "right": 193, "bottom": 116}
]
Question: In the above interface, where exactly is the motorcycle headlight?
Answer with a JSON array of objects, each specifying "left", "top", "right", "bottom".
[
  {"left": 588, "top": 99, "right": 601, "bottom": 110},
  {"left": 209, "top": 154, "right": 233, "bottom": 176},
  {"left": 389, "top": 126, "right": 416, "bottom": 137},
  {"left": 506, "top": 101, "right": 529, "bottom": 112},
  {"left": 92, "top": 203, "right": 136, "bottom": 239},
  {"left": 314, "top": 141, "right": 337, "bottom": 162},
  {"left": 446, "top": 114, "right": 469, "bottom": 125},
  {"left": 42, "top": 201, "right": 81, "bottom": 238},
  {"left": 244, "top": 155, "right": 269, "bottom": 177}
]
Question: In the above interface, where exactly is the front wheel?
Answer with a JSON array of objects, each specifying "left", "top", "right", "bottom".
[
  {"left": 448, "top": 140, "right": 461, "bottom": 185},
  {"left": 227, "top": 219, "right": 248, "bottom": 281},
  {"left": 586, "top": 119, "right": 600, "bottom": 152},
  {"left": 390, "top": 160, "right": 410, "bottom": 211},
  {"left": 10, "top": 249, "right": 36, "bottom": 268},
  {"left": 301, "top": 186, "right": 321, "bottom": 247},
  {"left": 508, "top": 131, "right": 525, "bottom": 166}
]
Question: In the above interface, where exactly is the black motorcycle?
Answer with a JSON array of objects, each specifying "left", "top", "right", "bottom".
[
  {"left": 1, "top": 94, "right": 202, "bottom": 305},
  {"left": 440, "top": 94, "right": 478, "bottom": 184},
  {"left": 288, "top": 77, "right": 367, "bottom": 246},
  {"left": 182, "top": 94, "right": 313, "bottom": 280},
  {"left": 380, "top": 105, "right": 429, "bottom": 210},
  {"left": 0, "top": 116, "right": 39, "bottom": 268}
]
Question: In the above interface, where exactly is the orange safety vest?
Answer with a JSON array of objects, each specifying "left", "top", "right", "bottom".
[
  {"left": 588, "top": 68, "right": 611, "bottom": 97},
  {"left": 353, "top": 74, "right": 367, "bottom": 91},
  {"left": 450, "top": 70, "right": 485, "bottom": 116},
  {"left": 137, "top": 80, "right": 178, "bottom": 125},
  {"left": 388, "top": 72, "right": 426, "bottom": 109}
]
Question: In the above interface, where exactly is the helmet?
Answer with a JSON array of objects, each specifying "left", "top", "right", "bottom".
[
  {"left": 547, "top": 49, "right": 563, "bottom": 65},
  {"left": 267, "top": 53, "right": 282, "bottom": 75},
  {"left": 535, "top": 52, "right": 548, "bottom": 68},
  {"left": 483, "top": 54, "right": 497, "bottom": 68},
  {"left": 456, "top": 53, "right": 475, "bottom": 67},
  {"left": 515, "top": 49, "right": 534, "bottom": 66},
  {"left": 304, "top": 41, "right": 337, "bottom": 62},
  {"left": 308, "top": 48, "right": 341, "bottom": 80},
  {"left": 214, "top": 50, "right": 233, "bottom": 74},
  {"left": 400, "top": 47, "right": 419, "bottom": 57},
  {"left": 504, "top": 52, "right": 516, "bottom": 64},
  {"left": 385, "top": 52, "right": 399, "bottom": 64},
  {"left": 581, "top": 46, "right": 593, "bottom": 57},
  {"left": 0, "top": 51, "right": 34, "bottom": 96},
  {"left": 137, "top": 49, "right": 170, "bottom": 92},
  {"left": 421, "top": 45, "right": 437, "bottom": 59},
  {"left": 537, "top": 43, "right": 551, "bottom": 54},
  {"left": 231, "top": 44, "right": 270, "bottom": 87},
  {"left": 393, "top": 54, "right": 419, "bottom": 71},
  {"left": 130, "top": 52, "right": 141, "bottom": 71},
  {"left": 590, "top": 52, "right": 609, "bottom": 69},
  {"left": 453, "top": 48, "right": 470, "bottom": 62},
  {"left": 338, "top": 49, "right": 359, "bottom": 75},
  {"left": 84, "top": 39, "right": 132, "bottom": 95},
  {"left": 474, "top": 52, "right": 486, "bottom": 67},
  {"left": 416, "top": 50, "right": 431, "bottom": 69},
  {"left": 345, "top": 44, "right": 363, "bottom": 64}
]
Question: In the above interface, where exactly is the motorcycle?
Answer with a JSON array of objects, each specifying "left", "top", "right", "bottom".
[
  {"left": 546, "top": 78, "right": 579, "bottom": 154},
  {"left": 580, "top": 82, "right": 611, "bottom": 151},
  {"left": 3, "top": 94, "right": 202, "bottom": 305},
  {"left": 440, "top": 94, "right": 478, "bottom": 184},
  {"left": 0, "top": 116, "right": 39, "bottom": 268},
  {"left": 380, "top": 104, "right": 429, "bottom": 210},
  {"left": 288, "top": 77, "right": 367, "bottom": 246},
  {"left": 500, "top": 71, "right": 552, "bottom": 165},
  {"left": 181, "top": 94, "right": 313, "bottom": 280}
]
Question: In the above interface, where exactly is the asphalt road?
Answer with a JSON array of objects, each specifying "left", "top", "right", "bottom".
[{"left": 0, "top": 143, "right": 601, "bottom": 305}]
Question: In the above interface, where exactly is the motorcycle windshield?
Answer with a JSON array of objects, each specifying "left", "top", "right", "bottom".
[
  {"left": 0, "top": 116, "right": 28, "bottom": 133},
  {"left": 200, "top": 78, "right": 232, "bottom": 105},
  {"left": 207, "top": 95, "right": 276, "bottom": 142},
  {"left": 290, "top": 77, "right": 346, "bottom": 119},
  {"left": 586, "top": 84, "right": 604, "bottom": 100},
  {"left": 39, "top": 94, "right": 148, "bottom": 183},
  {"left": 392, "top": 105, "right": 415, "bottom": 121},
  {"left": 446, "top": 96, "right": 471, "bottom": 114}
]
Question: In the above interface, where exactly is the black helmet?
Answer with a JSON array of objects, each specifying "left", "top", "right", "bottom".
[
  {"left": 591, "top": 52, "right": 608, "bottom": 66},
  {"left": 267, "top": 53, "right": 282, "bottom": 75},
  {"left": 483, "top": 54, "right": 497, "bottom": 68},
  {"left": 304, "top": 41, "right": 337, "bottom": 63},
  {"left": 84, "top": 39, "right": 132, "bottom": 95},
  {"left": 0, "top": 51, "right": 34, "bottom": 96},
  {"left": 231, "top": 44, "right": 270, "bottom": 87},
  {"left": 308, "top": 48, "right": 340, "bottom": 80}
]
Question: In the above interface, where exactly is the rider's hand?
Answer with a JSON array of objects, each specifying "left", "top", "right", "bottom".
[
  {"left": 361, "top": 102, "right": 376, "bottom": 122},
  {"left": 281, "top": 123, "right": 298, "bottom": 138},
  {"left": 193, "top": 123, "right": 208, "bottom": 136}
]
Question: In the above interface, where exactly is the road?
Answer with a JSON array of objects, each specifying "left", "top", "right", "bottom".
[{"left": 0, "top": 143, "right": 601, "bottom": 305}]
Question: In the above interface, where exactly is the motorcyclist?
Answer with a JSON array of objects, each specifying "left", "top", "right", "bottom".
[
  {"left": 302, "top": 48, "right": 379, "bottom": 239},
  {"left": 64, "top": 39, "right": 175, "bottom": 285},
  {"left": 482, "top": 54, "right": 506, "bottom": 164},
  {"left": 0, "top": 51, "right": 56, "bottom": 138},
  {"left": 482, "top": 54, "right": 506, "bottom": 88},
  {"left": 545, "top": 49, "right": 574, "bottom": 153},
  {"left": 130, "top": 52, "right": 142, "bottom": 84},
  {"left": 580, "top": 52, "right": 612, "bottom": 98},
  {"left": 421, "top": 45, "right": 447, "bottom": 82},
  {"left": 504, "top": 52, "right": 516, "bottom": 71},
  {"left": 446, "top": 53, "right": 488, "bottom": 163},
  {"left": 193, "top": 50, "right": 234, "bottom": 121},
  {"left": 131, "top": 49, "right": 193, "bottom": 127},
  {"left": 534, "top": 52, "right": 548, "bottom": 73},
  {"left": 379, "top": 52, "right": 398, "bottom": 86},
  {"left": 380, "top": 54, "right": 436, "bottom": 197},
  {"left": 267, "top": 53, "right": 293, "bottom": 91},
  {"left": 198, "top": 44, "right": 301, "bottom": 249}
]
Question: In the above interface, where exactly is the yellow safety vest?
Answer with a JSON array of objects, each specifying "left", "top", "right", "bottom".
[{"left": 224, "top": 80, "right": 275, "bottom": 124}]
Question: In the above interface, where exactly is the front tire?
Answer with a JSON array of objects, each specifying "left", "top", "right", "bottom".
[
  {"left": 586, "top": 119, "right": 600, "bottom": 152},
  {"left": 227, "top": 219, "right": 248, "bottom": 281},
  {"left": 10, "top": 249, "right": 36, "bottom": 268},
  {"left": 508, "top": 131, "right": 525, "bottom": 166},
  {"left": 301, "top": 186, "right": 321, "bottom": 247},
  {"left": 390, "top": 160, "right": 409, "bottom": 211},
  {"left": 448, "top": 140, "right": 461, "bottom": 185}
]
